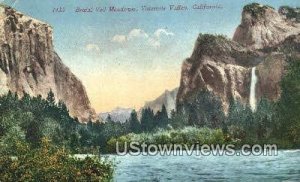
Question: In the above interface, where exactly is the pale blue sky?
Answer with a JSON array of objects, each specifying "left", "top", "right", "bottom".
[{"left": 3, "top": 0, "right": 299, "bottom": 112}]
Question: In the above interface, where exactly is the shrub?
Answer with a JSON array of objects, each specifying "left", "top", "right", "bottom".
[
  {"left": 0, "top": 138, "right": 114, "bottom": 181},
  {"left": 106, "top": 127, "right": 227, "bottom": 153}
]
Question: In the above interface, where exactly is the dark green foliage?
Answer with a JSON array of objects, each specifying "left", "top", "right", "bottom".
[
  {"left": 279, "top": 6, "right": 300, "bottom": 22},
  {"left": 0, "top": 91, "right": 83, "bottom": 152},
  {"left": 140, "top": 105, "right": 170, "bottom": 132},
  {"left": 106, "top": 127, "right": 226, "bottom": 153},
  {"left": 0, "top": 138, "right": 113, "bottom": 181},
  {"left": 141, "top": 107, "right": 155, "bottom": 132},
  {"left": 91, "top": 119, "right": 129, "bottom": 152},
  {"left": 0, "top": 92, "right": 114, "bottom": 180},
  {"left": 179, "top": 90, "right": 225, "bottom": 128},
  {"left": 46, "top": 89, "right": 55, "bottom": 106},
  {"left": 170, "top": 110, "right": 188, "bottom": 129},
  {"left": 243, "top": 3, "right": 274, "bottom": 18},
  {"left": 128, "top": 110, "right": 141, "bottom": 133},
  {"left": 277, "top": 59, "right": 300, "bottom": 145},
  {"left": 226, "top": 98, "right": 276, "bottom": 144},
  {"left": 155, "top": 105, "right": 169, "bottom": 128},
  {"left": 191, "top": 34, "right": 229, "bottom": 59},
  {"left": 197, "top": 34, "right": 228, "bottom": 44},
  {"left": 224, "top": 57, "right": 300, "bottom": 148}
]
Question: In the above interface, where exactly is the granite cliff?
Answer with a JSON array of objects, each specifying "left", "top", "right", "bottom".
[
  {"left": 0, "top": 6, "right": 96, "bottom": 122},
  {"left": 139, "top": 88, "right": 178, "bottom": 118},
  {"left": 177, "top": 3, "right": 300, "bottom": 118}
]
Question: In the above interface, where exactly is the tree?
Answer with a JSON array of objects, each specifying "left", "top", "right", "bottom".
[
  {"left": 0, "top": 126, "right": 26, "bottom": 155},
  {"left": 46, "top": 89, "right": 55, "bottom": 106},
  {"left": 170, "top": 110, "right": 188, "bottom": 129},
  {"left": 128, "top": 110, "right": 141, "bottom": 133},
  {"left": 106, "top": 114, "right": 113, "bottom": 123},
  {"left": 69, "top": 133, "right": 80, "bottom": 152},
  {"left": 277, "top": 59, "right": 300, "bottom": 145},
  {"left": 58, "top": 100, "right": 68, "bottom": 115},
  {"left": 155, "top": 104, "right": 169, "bottom": 128},
  {"left": 141, "top": 108, "right": 155, "bottom": 132},
  {"left": 182, "top": 90, "right": 225, "bottom": 128},
  {"left": 25, "top": 120, "right": 42, "bottom": 148}
]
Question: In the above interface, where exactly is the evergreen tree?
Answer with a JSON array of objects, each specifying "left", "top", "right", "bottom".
[
  {"left": 141, "top": 108, "right": 155, "bottom": 132},
  {"left": 170, "top": 110, "right": 188, "bottom": 129},
  {"left": 277, "top": 59, "right": 300, "bottom": 144},
  {"left": 58, "top": 100, "right": 68, "bottom": 115},
  {"left": 128, "top": 110, "right": 141, "bottom": 133},
  {"left": 46, "top": 89, "right": 55, "bottom": 106},
  {"left": 25, "top": 120, "right": 42, "bottom": 148},
  {"left": 106, "top": 114, "right": 113, "bottom": 123},
  {"left": 183, "top": 90, "right": 225, "bottom": 128},
  {"left": 155, "top": 105, "right": 169, "bottom": 129}
]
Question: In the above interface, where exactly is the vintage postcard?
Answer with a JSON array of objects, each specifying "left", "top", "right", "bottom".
[{"left": 0, "top": 0, "right": 300, "bottom": 181}]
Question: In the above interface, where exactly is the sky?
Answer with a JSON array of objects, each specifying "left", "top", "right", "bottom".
[{"left": 2, "top": 0, "right": 299, "bottom": 113}]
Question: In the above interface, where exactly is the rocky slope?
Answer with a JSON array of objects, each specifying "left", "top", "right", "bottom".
[
  {"left": 99, "top": 107, "right": 133, "bottom": 123},
  {"left": 0, "top": 6, "right": 96, "bottom": 122},
  {"left": 177, "top": 3, "right": 300, "bottom": 116},
  {"left": 139, "top": 88, "right": 178, "bottom": 118}
]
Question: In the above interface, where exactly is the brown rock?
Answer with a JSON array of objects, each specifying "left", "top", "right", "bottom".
[
  {"left": 0, "top": 7, "right": 96, "bottom": 122},
  {"left": 177, "top": 4, "right": 300, "bottom": 116},
  {"left": 233, "top": 3, "right": 300, "bottom": 50}
]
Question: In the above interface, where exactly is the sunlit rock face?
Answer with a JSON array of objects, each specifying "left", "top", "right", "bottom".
[
  {"left": 177, "top": 34, "right": 254, "bottom": 114},
  {"left": 177, "top": 4, "right": 300, "bottom": 115},
  {"left": 0, "top": 6, "right": 96, "bottom": 122},
  {"left": 139, "top": 88, "right": 178, "bottom": 118},
  {"left": 233, "top": 3, "right": 300, "bottom": 50}
]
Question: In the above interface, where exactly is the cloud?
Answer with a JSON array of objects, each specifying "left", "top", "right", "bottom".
[
  {"left": 85, "top": 44, "right": 100, "bottom": 53},
  {"left": 150, "top": 28, "right": 174, "bottom": 48},
  {"left": 128, "top": 29, "right": 149, "bottom": 40},
  {"left": 154, "top": 29, "right": 175, "bottom": 38},
  {"left": 147, "top": 37, "right": 161, "bottom": 48},
  {"left": 111, "top": 28, "right": 174, "bottom": 48},
  {"left": 111, "top": 35, "right": 127, "bottom": 43}
]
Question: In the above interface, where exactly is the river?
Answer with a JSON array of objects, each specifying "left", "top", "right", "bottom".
[{"left": 108, "top": 150, "right": 300, "bottom": 181}]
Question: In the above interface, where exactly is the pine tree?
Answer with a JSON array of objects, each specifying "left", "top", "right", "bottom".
[
  {"left": 46, "top": 89, "right": 55, "bottom": 106},
  {"left": 277, "top": 59, "right": 300, "bottom": 144},
  {"left": 58, "top": 100, "right": 68, "bottom": 115},
  {"left": 129, "top": 110, "right": 141, "bottom": 133},
  {"left": 106, "top": 114, "right": 113, "bottom": 123},
  {"left": 154, "top": 105, "right": 169, "bottom": 129},
  {"left": 141, "top": 108, "right": 155, "bottom": 132}
]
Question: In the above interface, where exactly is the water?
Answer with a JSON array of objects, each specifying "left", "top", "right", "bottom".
[
  {"left": 250, "top": 67, "right": 258, "bottom": 112},
  {"left": 109, "top": 150, "right": 300, "bottom": 182}
]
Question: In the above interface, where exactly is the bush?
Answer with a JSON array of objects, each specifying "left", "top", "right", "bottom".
[
  {"left": 106, "top": 127, "right": 227, "bottom": 153},
  {"left": 0, "top": 138, "right": 114, "bottom": 181}
]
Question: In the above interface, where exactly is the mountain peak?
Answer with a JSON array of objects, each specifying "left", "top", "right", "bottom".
[
  {"left": 177, "top": 4, "right": 300, "bottom": 121},
  {"left": 233, "top": 4, "right": 300, "bottom": 49},
  {"left": 242, "top": 3, "right": 275, "bottom": 20}
]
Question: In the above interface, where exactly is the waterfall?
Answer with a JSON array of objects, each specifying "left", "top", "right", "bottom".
[{"left": 249, "top": 67, "right": 257, "bottom": 112}]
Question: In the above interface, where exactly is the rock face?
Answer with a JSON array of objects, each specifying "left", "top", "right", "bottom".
[
  {"left": 99, "top": 107, "right": 133, "bottom": 123},
  {"left": 233, "top": 3, "right": 300, "bottom": 50},
  {"left": 177, "top": 3, "right": 300, "bottom": 116},
  {"left": 0, "top": 7, "right": 96, "bottom": 122},
  {"left": 140, "top": 88, "right": 178, "bottom": 118}
]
